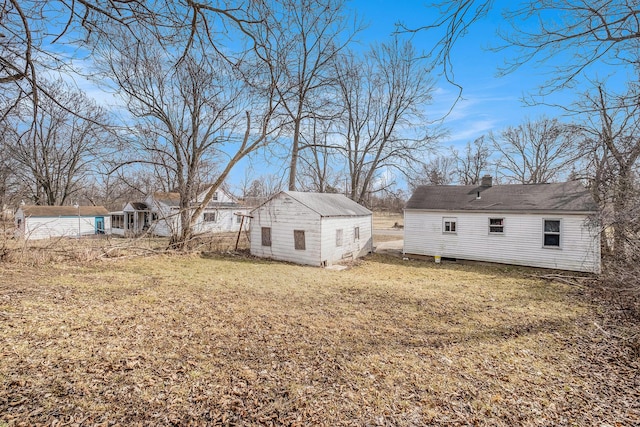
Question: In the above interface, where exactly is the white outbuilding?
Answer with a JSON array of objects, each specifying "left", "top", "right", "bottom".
[
  {"left": 15, "top": 205, "right": 110, "bottom": 240},
  {"left": 250, "top": 191, "right": 373, "bottom": 266},
  {"left": 403, "top": 177, "right": 601, "bottom": 273}
]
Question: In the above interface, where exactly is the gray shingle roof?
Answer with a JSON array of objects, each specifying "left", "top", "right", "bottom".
[
  {"left": 153, "top": 192, "right": 181, "bottom": 207},
  {"left": 21, "top": 205, "right": 110, "bottom": 217},
  {"left": 405, "top": 181, "right": 597, "bottom": 212},
  {"left": 256, "top": 191, "right": 372, "bottom": 217}
]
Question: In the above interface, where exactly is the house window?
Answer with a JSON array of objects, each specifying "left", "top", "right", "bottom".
[
  {"left": 203, "top": 212, "right": 216, "bottom": 222},
  {"left": 261, "top": 227, "right": 271, "bottom": 246},
  {"left": 489, "top": 218, "right": 504, "bottom": 234},
  {"left": 111, "top": 215, "right": 124, "bottom": 229},
  {"left": 443, "top": 217, "right": 457, "bottom": 233},
  {"left": 213, "top": 192, "right": 218, "bottom": 201},
  {"left": 354, "top": 226, "right": 360, "bottom": 241},
  {"left": 151, "top": 213, "right": 158, "bottom": 221},
  {"left": 236, "top": 214, "right": 242, "bottom": 224},
  {"left": 543, "top": 219, "right": 561, "bottom": 247},
  {"left": 294, "top": 230, "right": 306, "bottom": 250},
  {"left": 336, "top": 229, "right": 343, "bottom": 247}
]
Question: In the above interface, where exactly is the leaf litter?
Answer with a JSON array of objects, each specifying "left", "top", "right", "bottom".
[{"left": 0, "top": 253, "right": 638, "bottom": 426}]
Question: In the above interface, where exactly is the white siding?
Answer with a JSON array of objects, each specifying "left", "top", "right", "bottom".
[
  {"left": 19, "top": 215, "right": 111, "bottom": 240},
  {"left": 404, "top": 210, "right": 600, "bottom": 273},
  {"left": 195, "top": 188, "right": 237, "bottom": 204},
  {"left": 194, "top": 208, "right": 251, "bottom": 234},
  {"left": 320, "top": 216, "right": 373, "bottom": 265},
  {"left": 147, "top": 201, "right": 178, "bottom": 237},
  {"left": 250, "top": 195, "right": 322, "bottom": 266},
  {"left": 145, "top": 193, "right": 249, "bottom": 237},
  {"left": 111, "top": 227, "right": 125, "bottom": 237}
]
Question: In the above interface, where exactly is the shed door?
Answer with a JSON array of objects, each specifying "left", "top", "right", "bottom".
[{"left": 95, "top": 217, "right": 105, "bottom": 234}]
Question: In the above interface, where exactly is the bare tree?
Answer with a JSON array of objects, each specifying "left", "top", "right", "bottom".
[
  {"left": 409, "top": 1, "right": 640, "bottom": 96},
  {"left": 334, "top": 37, "right": 439, "bottom": 204},
  {"left": 577, "top": 82, "right": 640, "bottom": 257},
  {"left": 0, "top": 0, "right": 260, "bottom": 120},
  {"left": 243, "top": 175, "right": 284, "bottom": 200},
  {"left": 97, "top": 28, "right": 277, "bottom": 247},
  {"left": 0, "top": 0, "right": 164, "bottom": 122},
  {"left": 410, "top": 155, "right": 457, "bottom": 190},
  {"left": 455, "top": 135, "right": 492, "bottom": 185},
  {"left": 297, "top": 118, "right": 344, "bottom": 193},
  {"left": 489, "top": 117, "right": 579, "bottom": 184},
  {"left": 4, "top": 79, "right": 110, "bottom": 205},
  {"left": 251, "top": 0, "right": 359, "bottom": 191}
]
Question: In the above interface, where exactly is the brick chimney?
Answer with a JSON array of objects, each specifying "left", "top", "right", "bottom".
[{"left": 481, "top": 175, "right": 493, "bottom": 187}]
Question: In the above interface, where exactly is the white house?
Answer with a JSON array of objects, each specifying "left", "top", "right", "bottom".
[
  {"left": 111, "top": 186, "right": 250, "bottom": 237},
  {"left": 403, "top": 177, "right": 601, "bottom": 273},
  {"left": 15, "top": 205, "right": 110, "bottom": 240},
  {"left": 250, "top": 191, "right": 373, "bottom": 266}
]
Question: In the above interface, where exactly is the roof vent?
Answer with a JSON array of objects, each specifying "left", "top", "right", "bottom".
[{"left": 481, "top": 175, "right": 493, "bottom": 187}]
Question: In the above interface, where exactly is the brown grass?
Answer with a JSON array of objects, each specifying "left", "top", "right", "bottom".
[
  {"left": 373, "top": 213, "right": 403, "bottom": 230},
  {"left": 1, "top": 252, "right": 638, "bottom": 426}
]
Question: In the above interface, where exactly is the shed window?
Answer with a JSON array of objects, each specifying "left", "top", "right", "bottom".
[
  {"left": 354, "top": 226, "right": 360, "bottom": 241},
  {"left": 261, "top": 227, "right": 272, "bottom": 246},
  {"left": 203, "top": 212, "right": 216, "bottom": 222},
  {"left": 151, "top": 213, "right": 158, "bottom": 221},
  {"left": 543, "top": 219, "right": 561, "bottom": 247},
  {"left": 489, "top": 218, "right": 504, "bottom": 234},
  {"left": 336, "top": 229, "right": 343, "bottom": 247},
  {"left": 294, "top": 230, "right": 306, "bottom": 250},
  {"left": 236, "top": 214, "right": 242, "bottom": 223},
  {"left": 443, "top": 217, "right": 457, "bottom": 233}
]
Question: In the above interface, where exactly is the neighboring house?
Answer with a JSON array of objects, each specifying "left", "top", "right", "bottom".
[
  {"left": 111, "top": 186, "right": 250, "bottom": 237},
  {"left": 403, "top": 177, "right": 601, "bottom": 273},
  {"left": 110, "top": 202, "right": 150, "bottom": 237},
  {"left": 15, "top": 205, "right": 110, "bottom": 240},
  {"left": 250, "top": 191, "right": 373, "bottom": 266}
]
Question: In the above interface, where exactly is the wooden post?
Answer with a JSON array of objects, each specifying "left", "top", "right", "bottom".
[{"left": 234, "top": 214, "right": 245, "bottom": 251}]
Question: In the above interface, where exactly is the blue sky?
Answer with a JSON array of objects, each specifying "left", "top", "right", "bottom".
[
  {"left": 351, "top": 0, "right": 628, "bottom": 150},
  {"left": 350, "top": 0, "right": 565, "bottom": 150}
]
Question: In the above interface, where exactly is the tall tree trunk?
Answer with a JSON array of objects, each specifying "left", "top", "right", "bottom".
[
  {"left": 612, "top": 166, "right": 633, "bottom": 257},
  {"left": 288, "top": 117, "right": 302, "bottom": 191}
]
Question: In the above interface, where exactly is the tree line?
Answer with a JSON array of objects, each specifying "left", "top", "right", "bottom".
[{"left": 1, "top": 0, "right": 638, "bottom": 256}]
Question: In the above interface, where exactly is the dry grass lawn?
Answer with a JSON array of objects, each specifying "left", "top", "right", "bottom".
[
  {"left": 372, "top": 213, "right": 403, "bottom": 230},
  {"left": 1, "top": 251, "right": 638, "bottom": 426}
]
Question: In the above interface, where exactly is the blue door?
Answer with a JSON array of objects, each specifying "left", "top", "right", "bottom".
[{"left": 95, "top": 217, "right": 105, "bottom": 234}]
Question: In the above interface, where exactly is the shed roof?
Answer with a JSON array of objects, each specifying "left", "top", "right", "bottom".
[
  {"left": 255, "top": 191, "right": 371, "bottom": 217},
  {"left": 20, "top": 205, "right": 110, "bottom": 217},
  {"left": 405, "top": 181, "right": 597, "bottom": 212}
]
